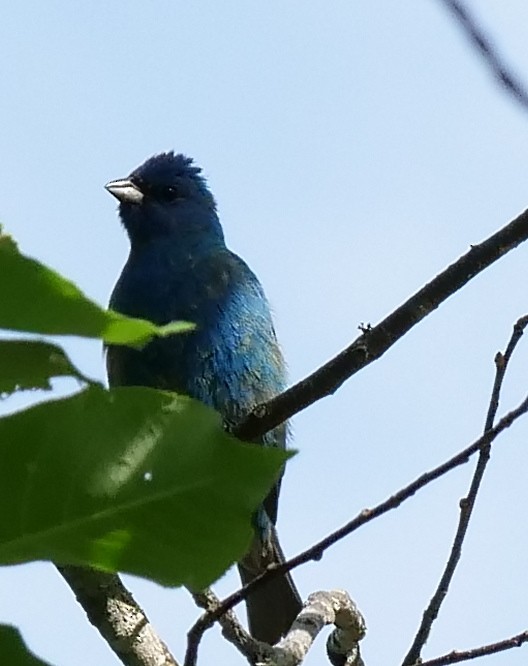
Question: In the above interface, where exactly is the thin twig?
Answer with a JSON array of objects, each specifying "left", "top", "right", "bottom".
[
  {"left": 438, "top": 0, "right": 528, "bottom": 112},
  {"left": 185, "top": 394, "right": 528, "bottom": 665},
  {"left": 419, "top": 629, "right": 528, "bottom": 666},
  {"left": 402, "top": 315, "right": 528, "bottom": 665},
  {"left": 234, "top": 208, "right": 528, "bottom": 443},
  {"left": 484, "top": 315, "right": 528, "bottom": 430}
]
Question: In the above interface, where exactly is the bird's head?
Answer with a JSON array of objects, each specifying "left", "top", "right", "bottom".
[{"left": 105, "top": 152, "right": 224, "bottom": 248}]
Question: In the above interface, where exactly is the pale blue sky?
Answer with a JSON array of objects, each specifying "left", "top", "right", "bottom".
[{"left": 2, "top": 2, "right": 528, "bottom": 665}]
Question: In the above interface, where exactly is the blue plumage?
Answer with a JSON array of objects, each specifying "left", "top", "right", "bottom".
[{"left": 106, "top": 152, "right": 300, "bottom": 643}]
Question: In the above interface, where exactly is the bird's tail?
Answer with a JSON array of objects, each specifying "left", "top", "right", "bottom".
[{"left": 237, "top": 527, "right": 302, "bottom": 645}]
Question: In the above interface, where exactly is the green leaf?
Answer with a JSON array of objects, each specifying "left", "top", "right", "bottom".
[
  {"left": 0, "top": 626, "right": 53, "bottom": 666},
  {"left": 0, "top": 386, "right": 290, "bottom": 589},
  {"left": 0, "top": 339, "right": 95, "bottom": 394},
  {"left": 0, "top": 231, "right": 194, "bottom": 345}
]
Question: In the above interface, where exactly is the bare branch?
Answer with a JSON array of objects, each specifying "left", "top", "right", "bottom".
[
  {"left": 419, "top": 629, "right": 528, "bottom": 666},
  {"left": 484, "top": 315, "right": 528, "bottom": 430},
  {"left": 438, "top": 0, "right": 528, "bottom": 112},
  {"left": 186, "top": 590, "right": 366, "bottom": 666},
  {"left": 403, "top": 315, "right": 528, "bottom": 665},
  {"left": 275, "top": 590, "right": 365, "bottom": 666},
  {"left": 186, "top": 394, "right": 528, "bottom": 659},
  {"left": 190, "top": 589, "right": 266, "bottom": 665},
  {"left": 58, "top": 566, "right": 179, "bottom": 666},
  {"left": 234, "top": 208, "right": 528, "bottom": 442},
  {"left": 324, "top": 591, "right": 367, "bottom": 666}
]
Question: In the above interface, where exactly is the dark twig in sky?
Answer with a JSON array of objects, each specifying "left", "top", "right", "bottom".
[
  {"left": 235, "top": 208, "right": 528, "bottom": 442},
  {"left": 419, "top": 628, "right": 528, "bottom": 666},
  {"left": 484, "top": 315, "right": 528, "bottom": 430},
  {"left": 438, "top": 0, "right": 528, "bottom": 112},
  {"left": 402, "top": 315, "right": 528, "bottom": 665},
  {"left": 185, "top": 394, "right": 528, "bottom": 665}
]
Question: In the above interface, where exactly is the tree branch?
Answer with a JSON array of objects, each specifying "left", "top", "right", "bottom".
[
  {"left": 58, "top": 566, "right": 179, "bottom": 666},
  {"left": 187, "top": 392, "right": 528, "bottom": 661},
  {"left": 234, "top": 208, "right": 528, "bottom": 442},
  {"left": 187, "top": 590, "right": 366, "bottom": 666},
  {"left": 419, "top": 629, "right": 528, "bottom": 666},
  {"left": 276, "top": 590, "right": 366, "bottom": 666},
  {"left": 190, "top": 589, "right": 265, "bottom": 665},
  {"left": 402, "top": 315, "right": 528, "bottom": 665},
  {"left": 438, "top": 0, "right": 528, "bottom": 113}
]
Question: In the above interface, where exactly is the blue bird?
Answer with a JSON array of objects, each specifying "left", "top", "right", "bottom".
[{"left": 105, "top": 152, "right": 301, "bottom": 644}]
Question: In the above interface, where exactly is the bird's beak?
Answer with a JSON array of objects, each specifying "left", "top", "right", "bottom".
[{"left": 105, "top": 178, "right": 144, "bottom": 205}]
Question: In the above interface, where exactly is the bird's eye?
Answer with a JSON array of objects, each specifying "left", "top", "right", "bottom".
[{"left": 160, "top": 185, "right": 181, "bottom": 202}]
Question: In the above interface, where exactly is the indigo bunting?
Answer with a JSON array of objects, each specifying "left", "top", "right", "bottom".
[{"left": 105, "top": 152, "right": 301, "bottom": 644}]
